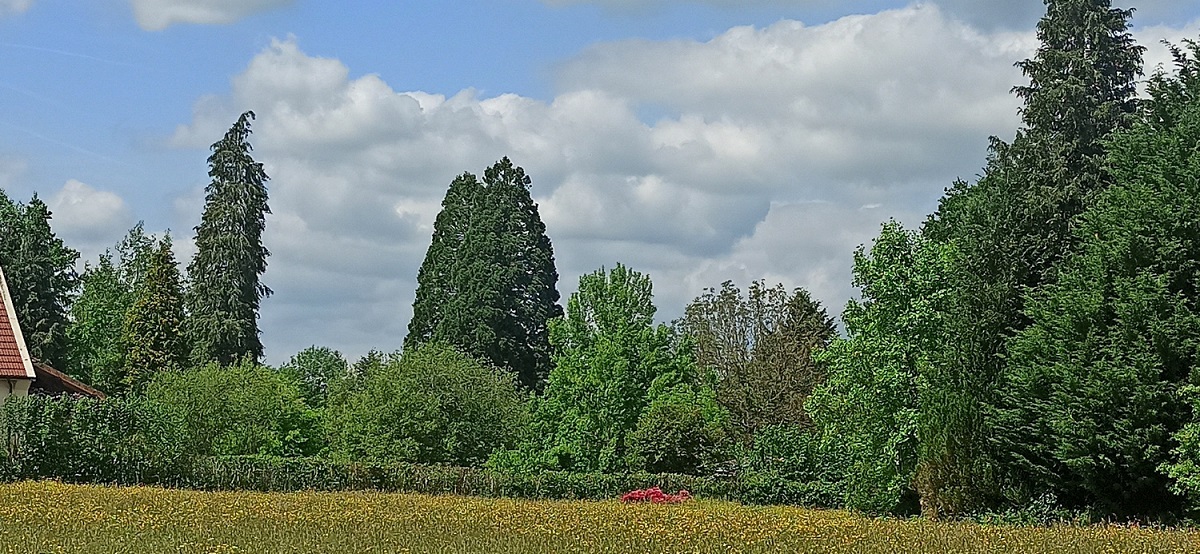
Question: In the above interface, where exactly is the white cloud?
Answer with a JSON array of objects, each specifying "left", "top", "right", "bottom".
[
  {"left": 1139, "top": 20, "right": 1200, "bottom": 77},
  {"left": 46, "top": 180, "right": 133, "bottom": 263},
  {"left": 0, "top": 156, "right": 26, "bottom": 192},
  {"left": 174, "top": 5, "right": 1042, "bottom": 363},
  {"left": 130, "top": 0, "right": 293, "bottom": 31},
  {"left": 0, "top": 0, "right": 32, "bottom": 17}
]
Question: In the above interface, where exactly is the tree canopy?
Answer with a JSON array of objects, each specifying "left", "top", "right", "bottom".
[
  {"left": 406, "top": 157, "right": 561, "bottom": 390},
  {"left": 185, "top": 111, "right": 272, "bottom": 366}
]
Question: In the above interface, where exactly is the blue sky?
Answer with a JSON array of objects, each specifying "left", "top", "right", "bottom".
[{"left": 2, "top": 0, "right": 1199, "bottom": 365}]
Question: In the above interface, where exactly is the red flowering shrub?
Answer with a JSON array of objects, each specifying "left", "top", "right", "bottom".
[{"left": 620, "top": 486, "right": 692, "bottom": 504}]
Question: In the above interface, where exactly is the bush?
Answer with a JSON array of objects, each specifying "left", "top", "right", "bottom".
[
  {"left": 735, "top": 425, "right": 846, "bottom": 507},
  {"left": 145, "top": 359, "right": 322, "bottom": 457},
  {"left": 0, "top": 395, "right": 191, "bottom": 484},
  {"left": 628, "top": 383, "right": 730, "bottom": 474},
  {"left": 325, "top": 343, "right": 528, "bottom": 466}
]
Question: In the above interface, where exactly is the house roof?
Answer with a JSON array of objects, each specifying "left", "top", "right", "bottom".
[
  {"left": 0, "top": 265, "right": 36, "bottom": 381},
  {"left": 31, "top": 360, "right": 106, "bottom": 399}
]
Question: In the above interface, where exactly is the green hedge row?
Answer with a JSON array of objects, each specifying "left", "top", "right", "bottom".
[
  {"left": 1, "top": 446, "right": 837, "bottom": 507},
  {"left": 185, "top": 455, "right": 737, "bottom": 500},
  {"left": 0, "top": 395, "right": 841, "bottom": 507},
  {"left": 167, "top": 455, "right": 839, "bottom": 507}
]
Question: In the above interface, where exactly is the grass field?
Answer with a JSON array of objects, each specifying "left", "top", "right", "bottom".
[{"left": 0, "top": 481, "right": 1196, "bottom": 553}]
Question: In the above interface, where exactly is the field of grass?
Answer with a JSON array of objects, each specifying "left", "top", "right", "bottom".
[{"left": 0, "top": 481, "right": 1196, "bottom": 553}]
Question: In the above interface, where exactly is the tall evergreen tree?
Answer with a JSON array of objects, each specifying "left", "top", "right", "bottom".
[
  {"left": 1000, "top": 42, "right": 1200, "bottom": 517},
  {"left": 915, "top": 0, "right": 1143, "bottom": 514},
  {"left": 186, "top": 111, "right": 272, "bottom": 366},
  {"left": 123, "top": 235, "right": 187, "bottom": 393},
  {"left": 0, "top": 192, "right": 78, "bottom": 369},
  {"left": 406, "top": 157, "right": 561, "bottom": 389}
]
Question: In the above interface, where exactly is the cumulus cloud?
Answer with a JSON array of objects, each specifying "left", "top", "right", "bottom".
[
  {"left": 46, "top": 180, "right": 133, "bottom": 262},
  {"left": 173, "top": 5, "right": 1042, "bottom": 362},
  {"left": 130, "top": 0, "right": 293, "bottom": 31}
]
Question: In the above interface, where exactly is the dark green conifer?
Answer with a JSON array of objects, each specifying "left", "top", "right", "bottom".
[
  {"left": 185, "top": 111, "right": 272, "bottom": 366},
  {"left": 407, "top": 157, "right": 561, "bottom": 390}
]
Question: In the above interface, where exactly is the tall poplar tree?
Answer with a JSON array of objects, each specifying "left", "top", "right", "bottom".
[
  {"left": 918, "top": 0, "right": 1143, "bottom": 515},
  {"left": 406, "top": 157, "right": 561, "bottom": 390},
  {"left": 186, "top": 111, "right": 272, "bottom": 366}
]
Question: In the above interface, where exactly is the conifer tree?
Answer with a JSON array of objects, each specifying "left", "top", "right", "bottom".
[
  {"left": 185, "top": 111, "right": 272, "bottom": 366},
  {"left": 918, "top": 0, "right": 1143, "bottom": 514},
  {"left": 406, "top": 157, "right": 561, "bottom": 389},
  {"left": 1001, "top": 42, "right": 1200, "bottom": 517},
  {"left": 123, "top": 235, "right": 187, "bottom": 393},
  {"left": 0, "top": 192, "right": 78, "bottom": 369}
]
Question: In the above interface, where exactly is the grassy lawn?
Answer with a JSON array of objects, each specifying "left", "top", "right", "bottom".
[{"left": 0, "top": 481, "right": 1196, "bottom": 553}]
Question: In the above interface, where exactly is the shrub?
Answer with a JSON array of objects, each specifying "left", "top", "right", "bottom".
[
  {"left": 628, "top": 383, "right": 730, "bottom": 474},
  {"left": 325, "top": 343, "right": 528, "bottom": 466},
  {"left": 735, "top": 424, "right": 846, "bottom": 507},
  {"left": 145, "top": 359, "right": 322, "bottom": 457},
  {"left": 0, "top": 395, "right": 191, "bottom": 484}
]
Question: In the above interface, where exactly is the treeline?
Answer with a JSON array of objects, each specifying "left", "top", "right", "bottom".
[{"left": 4, "top": 0, "right": 1200, "bottom": 525}]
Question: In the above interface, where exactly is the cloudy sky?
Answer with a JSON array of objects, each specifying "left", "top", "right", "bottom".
[{"left": 2, "top": 1, "right": 1198, "bottom": 365}]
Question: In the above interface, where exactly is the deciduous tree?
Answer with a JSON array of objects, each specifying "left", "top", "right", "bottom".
[{"left": 678, "top": 280, "right": 835, "bottom": 439}]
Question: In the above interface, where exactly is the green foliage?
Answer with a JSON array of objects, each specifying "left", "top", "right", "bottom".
[
  {"left": 0, "top": 395, "right": 191, "bottom": 484},
  {"left": 503, "top": 265, "right": 696, "bottom": 474},
  {"left": 67, "top": 224, "right": 180, "bottom": 396},
  {"left": 807, "top": 221, "right": 947, "bottom": 515},
  {"left": 185, "top": 455, "right": 738, "bottom": 503},
  {"left": 1165, "top": 385, "right": 1200, "bottom": 511},
  {"left": 678, "top": 280, "right": 836, "bottom": 439},
  {"left": 186, "top": 111, "right": 272, "bottom": 367},
  {"left": 736, "top": 425, "right": 845, "bottom": 507},
  {"left": 122, "top": 235, "right": 187, "bottom": 393},
  {"left": 406, "top": 157, "right": 561, "bottom": 390},
  {"left": 280, "top": 345, "right": 348, "bottom": 408},
  {"left": 999, "top": 42, "right": 1200, "bottom": 517},
  {"left": 917, "top": 0, "right": 1144, "bottom": 516},
  {"left": 0, "top": 192, "right": 78, "bottom": 369},
  {"left": 66, "top": 255, "right": 129, "bottom": 392},
  {"left": 628, "top": 383, "right": 730, "bottom": 475},
  {"left": 145, "top": 359, "right": 320, "bottom": 457},
  {"left": 325, "top": 343, "right": 528, "bottom": 466}
]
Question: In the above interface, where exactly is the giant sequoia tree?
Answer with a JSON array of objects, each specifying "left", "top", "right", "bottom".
[
  {"left": 915, "top": 0, "right": 1143, "bottom": 515},
  {"left": 406, "top": 157, "right": 561, "bottom": 390},
  {"left": 0, "top": 192, "right": 78, "bottom": 369},
  {"left": 186, "top": 111, "right": 272, "bottom": 366}
]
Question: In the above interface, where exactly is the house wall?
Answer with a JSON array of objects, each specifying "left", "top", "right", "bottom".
[{"left": 0, "top": 379, "right": 30, "bottom": 407}]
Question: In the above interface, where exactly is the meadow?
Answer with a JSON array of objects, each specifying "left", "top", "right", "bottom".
[{"left": 0, "top": 482, "right": 1196, "bottom": 553}]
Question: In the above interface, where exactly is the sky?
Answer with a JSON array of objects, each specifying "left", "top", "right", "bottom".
[{"left": 2, "top": 0, "right": 1199, "bottom": 365}]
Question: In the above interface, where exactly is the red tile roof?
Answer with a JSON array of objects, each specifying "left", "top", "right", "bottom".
[{"left": 0, "top": 265, "right": 35, "bottom": 380}]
